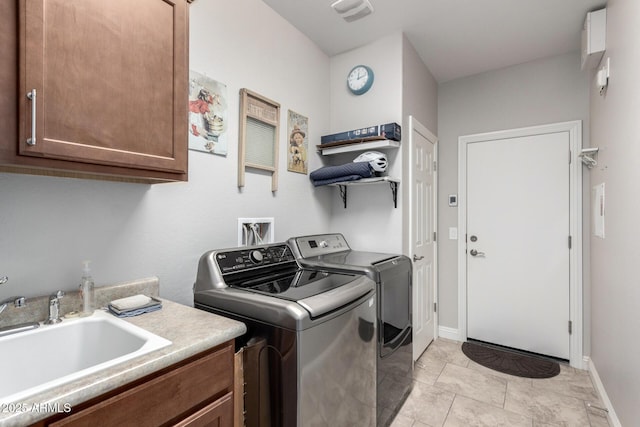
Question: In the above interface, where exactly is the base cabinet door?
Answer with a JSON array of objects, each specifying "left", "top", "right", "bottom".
[
  {"left": 174, "top": 392, "right": 233, "bottom": 427},
  {"left": 39, "top": 343, "right": 234, "bottom": 427}
]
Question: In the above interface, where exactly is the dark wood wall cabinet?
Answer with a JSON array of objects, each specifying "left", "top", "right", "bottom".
[
  {"left": 1, "top": 0, "right": 189, "bottom": 183},
  {"left": 31, "top": 342, "right": 234, "bottom": 427}
]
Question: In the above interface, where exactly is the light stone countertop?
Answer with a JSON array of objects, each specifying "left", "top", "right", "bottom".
[{"left": 0, "top": 289, "right": 246, "bottom": 426}]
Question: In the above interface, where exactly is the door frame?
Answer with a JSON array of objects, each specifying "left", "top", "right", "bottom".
[
  {"left": 405, "top": 115, "right": 438, "bottom": 357},
  {"left": 457, "top": 121, "right": 583, "bottom": 368}
]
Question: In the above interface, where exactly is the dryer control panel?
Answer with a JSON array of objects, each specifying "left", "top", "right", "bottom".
[{"left": 289, "top": 234, "right": 350, "bottom": 258}]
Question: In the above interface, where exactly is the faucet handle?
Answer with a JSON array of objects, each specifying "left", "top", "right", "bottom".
[
  {"left": 50, "top": 290, "right": 65, "bottom": 301},
  {"left": 0, "top": 276, "right": 7, "bottom": 285}
]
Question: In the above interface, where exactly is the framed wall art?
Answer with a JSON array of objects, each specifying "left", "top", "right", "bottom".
[
  {"left": 188, "top": 71, "right": 228, "bottom": 156},
  {"left": 287, "top": 110, "right": 308, "bottom": 174}
]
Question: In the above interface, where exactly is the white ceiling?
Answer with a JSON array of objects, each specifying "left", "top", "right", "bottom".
[{"left": 262, "top": 0, "right": 607, "bottom": 83}]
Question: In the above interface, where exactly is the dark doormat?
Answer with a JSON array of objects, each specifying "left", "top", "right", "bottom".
[{"left": 462, "top": 341, "right": 560, "bottom": 379}]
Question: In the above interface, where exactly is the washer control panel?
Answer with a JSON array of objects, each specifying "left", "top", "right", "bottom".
[
  {"left": 216, "top": 244, "right": 295, "bottom": 274},
  {"left": 291, "top": 234, "right": 350, "bottom": 258}
]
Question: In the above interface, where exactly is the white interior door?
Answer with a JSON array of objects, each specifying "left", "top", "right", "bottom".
[
  {"left": 409, "top": 116, "right": 437, "bottom": 361},
  {"left": 466, "top": 131, "right": 570, "bottom": 360}
]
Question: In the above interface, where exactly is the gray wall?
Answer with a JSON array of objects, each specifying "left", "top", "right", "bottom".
[
  {"left": 0, "top": 0, "right": 332, "bottom": 305},
  {"left": 589, "top": 0, "right": 640, "bottom": 424},
  {"left": 327, "top": 33, "right": 404, "bottom": 253},
  {"left": 401, "top": 34, "right": 438, "bottom": 140},
  {"left": 437, "top": 52, "right": 591, "bottom": 346},
  {"left": 326, "top": 33, "right": 437, "bottom": 254}
]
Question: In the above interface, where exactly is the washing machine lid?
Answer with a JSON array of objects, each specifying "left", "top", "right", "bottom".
[
  {"left": 309, "top": 251, "right": 397, "bottom": 268},
  {"left": 288, "top": 233, "right": 400, "bottom": 272},
  {"left": 226, "top": 267, "right": 362, "bottom": 303}
]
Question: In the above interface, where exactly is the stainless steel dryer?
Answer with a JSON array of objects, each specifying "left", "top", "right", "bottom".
[
  {"left": 288, "top": 233, "right": 413, "bottom": 427},
  {"left": 194, "top": 243, "right": 377, "bottom": 427}
]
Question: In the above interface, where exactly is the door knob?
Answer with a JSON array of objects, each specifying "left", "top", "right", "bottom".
[
  {"left": 470, "top": 249, "right": 485, "bottom": 257},
  {"left": 413, "top": 254, "right": 424, "bottom": 262}
]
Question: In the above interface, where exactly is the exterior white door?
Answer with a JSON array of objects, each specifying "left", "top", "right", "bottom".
[
  {"left": 408, "top": 116, "right": 437, "bottom": 361},
  {"left": 466, "top": 131, "right": 570, "bottom": 360}
]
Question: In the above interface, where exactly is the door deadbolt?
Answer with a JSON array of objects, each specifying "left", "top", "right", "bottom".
[{"left": 470, "top": 235, "right": 478, "bottom": 242}]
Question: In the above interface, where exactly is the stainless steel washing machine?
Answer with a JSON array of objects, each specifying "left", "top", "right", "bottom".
[
  {"left": 194, "top": 243, "right": 377, "bottom": 427},
  {"left": 288, "top": 233, "right": 413, "bottom": 427}
]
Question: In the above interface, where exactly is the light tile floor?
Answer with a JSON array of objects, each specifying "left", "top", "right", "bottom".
[{"left": 390, "top": 338, "right": 610, "bottom": 427}]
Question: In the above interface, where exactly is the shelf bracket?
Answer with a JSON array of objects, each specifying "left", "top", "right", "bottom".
[
  {"left": 336, "top": 181, "right": 399, "bottom": 209},
  {"left": 390, "top": 181, "right": 398, "bottom": 208},
  {"left": 578, "top": 147, "right": 599, "bottom": 169},
  {"left": 338, "top": 185, "right": 348, "bottom": 208}
]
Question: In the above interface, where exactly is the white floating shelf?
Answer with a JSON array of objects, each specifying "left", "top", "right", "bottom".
[
  {"left": 327, "top": 176, "right": 400, "bottom": 187},
  {"left": 318, "top": 139, "right": 400, "bottom": 156}
]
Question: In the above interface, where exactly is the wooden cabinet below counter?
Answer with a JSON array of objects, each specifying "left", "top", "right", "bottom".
[
  {"left": 0, "top": 0, "right": 189, "bottom": 183},
  {"left": 31, "top": 341, "right": 235, "bottom": 427}
]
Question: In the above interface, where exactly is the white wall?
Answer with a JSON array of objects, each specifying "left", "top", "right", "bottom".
[
  {"left": 589, "top": 0, "right": 640, "bottom": 424},
  {"left": 0, "top": 0, "right": 332, "bottom": 306},
  {"left": 437, "top": 52, "right": 590, "bottom": 335},
  {"left": 326, "top": 33, "right": 404, "bottom": 253},
  {"left": 325, "top": 33, "right": 437, "bottom": 255}
]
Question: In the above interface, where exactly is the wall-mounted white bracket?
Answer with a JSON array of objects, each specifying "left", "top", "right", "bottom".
[
  {"left": 238, "top": 217, "right": 275, "bottom": 246},
  {"left": 579, "top": 147, "right": 599, "bottom": 169},
  {"left": 597, "top": 57, "right": 610, "bottom": 95}
]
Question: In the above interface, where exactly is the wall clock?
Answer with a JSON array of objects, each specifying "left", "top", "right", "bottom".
[{"left": 347, "top": 65, "right": 374, "bottom": 95}]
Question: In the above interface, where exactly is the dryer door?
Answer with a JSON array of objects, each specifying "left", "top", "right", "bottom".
[{"left": 376, "top": 256, "right": 412, "bottom": 358}]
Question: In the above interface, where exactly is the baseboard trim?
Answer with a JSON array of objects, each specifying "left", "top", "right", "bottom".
[
  {"left": 438, "top": 326, "right": 461, "bottom": 341},
  {"left": 586, "top": 356, "right": 622, "bottom": 427}
]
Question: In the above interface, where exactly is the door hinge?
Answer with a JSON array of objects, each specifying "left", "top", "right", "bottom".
[
  {"left": 569, "top": 150, "right": 572, "bottom": 164},
  {"left": 568, "top": 320, "right": 573, "bottom": 335},
  {"left": 433, "top": 231, "right": 437, "bottom": 242},
  {"left": 434, "top": 302, "right": 437, "bottom": 313},
  {"left": 568, "top": 235, "right": 572, "bottom": 249},
  {"left": 433, "top": 160, "right": 437, "bottom": 172}
]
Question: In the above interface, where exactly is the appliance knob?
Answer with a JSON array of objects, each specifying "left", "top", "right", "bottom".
[
  {"left": 319, "top": 240, "right": 328, "bottom": 248},
  {"left": 249, "top": 250, "right": 264, "bottom": 264}
]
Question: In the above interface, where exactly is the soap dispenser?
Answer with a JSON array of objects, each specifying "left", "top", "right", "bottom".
[{"left": 79, "top": 260, "right": 95, "bottom": 316}]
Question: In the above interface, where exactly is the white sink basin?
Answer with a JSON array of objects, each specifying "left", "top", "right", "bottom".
[{"left": 0, "top": 309, "right": 171, "bottom": 404}]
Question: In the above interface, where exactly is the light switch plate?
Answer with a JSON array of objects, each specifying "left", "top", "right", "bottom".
[
  {"left": 449, "top": 227, "right": 458, "bottom": 240},
  {"left": 592, "top": 183, "right": 605, "bottom": 238}
]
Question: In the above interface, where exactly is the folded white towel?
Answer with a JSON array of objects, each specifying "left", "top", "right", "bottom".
[{"left": 110, "top": 294, "right": 152, "bottom": 311}]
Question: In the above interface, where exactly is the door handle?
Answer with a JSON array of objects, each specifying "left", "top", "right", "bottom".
[
  {"left": 413, "top": 254, "right": 424, "bottom": 262},
  {"left": 470, "top": 249, "right": 485, "bottom": 257},
  {"left": 27, "top": 89, "right": 36, "bottom": 146}
]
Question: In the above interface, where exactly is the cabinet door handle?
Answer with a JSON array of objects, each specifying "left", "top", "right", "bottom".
[{"left": 26, "top": 89, "right": 36, "bottom": 146}]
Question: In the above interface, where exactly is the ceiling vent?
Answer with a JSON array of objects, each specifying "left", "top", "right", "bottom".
[{"left": 331, "top": 0, "right": 374, "bottom": 23}]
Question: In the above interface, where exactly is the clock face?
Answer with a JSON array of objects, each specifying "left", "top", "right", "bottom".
[{"left": 347, "top": 65, "right": 374, "bottom": 95}]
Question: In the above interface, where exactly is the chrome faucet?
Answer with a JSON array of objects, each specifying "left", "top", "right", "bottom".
[
  {"left": 45, "top": 290, "right": 65, "bottom": 325},
  {"left": 0, "top": 275, "right": 26, "bottom": 315},
  {"left": 0, "top": 295, "right": 26, "bottom": 315}
]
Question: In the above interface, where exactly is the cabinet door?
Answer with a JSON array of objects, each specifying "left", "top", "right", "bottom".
[
  {"left": 173, "top": 392, "right": 233, "bottom": 427},
  {"left": 19, "top": 0, "right": 188, "bottom": 174},
  {"left": 47, "top": 343, "right": 234, "bottom": 427}
]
